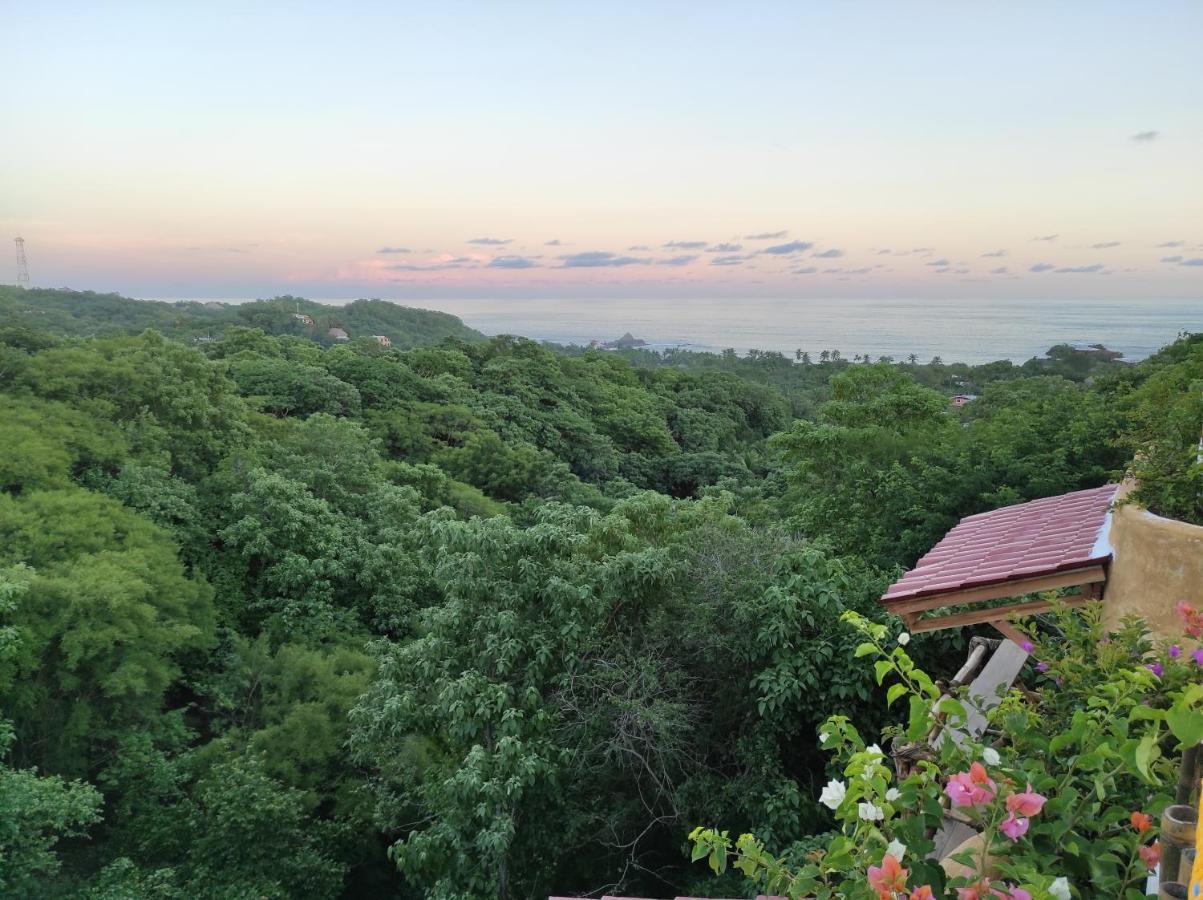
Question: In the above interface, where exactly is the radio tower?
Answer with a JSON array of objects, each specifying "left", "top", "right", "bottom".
[{"left": 14, "top": 237, "right": 30, "bottom": 288}]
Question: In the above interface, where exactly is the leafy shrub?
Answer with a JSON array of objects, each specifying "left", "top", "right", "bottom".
[
  {"left": 1122, "top": 335, "right": 1203, "bottom": 524},
  {"left": 691, "top": 603, "right": 1203, "bottom": 898}
]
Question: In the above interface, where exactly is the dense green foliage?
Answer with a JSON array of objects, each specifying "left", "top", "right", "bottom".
[
  {"left": 0, "top": 286, "right": 1198, "bottom": 897},
  {"left": 692, "top": 603, "right": 1200, "bottom": 899},
  {"left": 0, "top": 286, "right": 482, "bottom": 348},
  {"left": 1120, "top": 334, "right": 1203, "bottom": 524}
]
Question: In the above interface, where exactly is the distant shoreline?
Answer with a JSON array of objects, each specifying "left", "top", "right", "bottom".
[{"left": 140, "top": 294, "right": 1198, "bottom": 365}]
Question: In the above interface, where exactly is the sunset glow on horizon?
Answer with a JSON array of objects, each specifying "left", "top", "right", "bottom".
[{"left": 4, "top": 2, "right": 1201, "bottom": 300}]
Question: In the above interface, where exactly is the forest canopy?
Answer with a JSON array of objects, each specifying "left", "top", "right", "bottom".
[{"left": 1, "top": 286, "right": 1199, "bottom": 898}]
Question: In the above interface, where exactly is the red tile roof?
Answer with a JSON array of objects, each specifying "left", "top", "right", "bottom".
[{"left": 881, "top": 484, "right": 1119, "bottom": 604}]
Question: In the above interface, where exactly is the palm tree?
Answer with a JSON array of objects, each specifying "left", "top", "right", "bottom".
[
  {"left": 830, "top": 349, "right": 842, "bottom": 361},
  {"left": 819, "top": 350, "right": 830, "bottom": 363},
  {"left": 795, "top": 348, "right": 803, "bottom": 361},
  {"left": 800, "top": 351, "right": 812, "bottom": 365},
  {"left": 931, "top": 355, "right": 943, "bottom": 366},
  {"left": 907, "top": 353, "right": 919, "bottom": 365}
]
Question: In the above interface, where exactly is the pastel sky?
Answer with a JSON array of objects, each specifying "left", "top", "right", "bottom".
[{"left": 3, "top": 1, "right": 1202, "bottom": 300}]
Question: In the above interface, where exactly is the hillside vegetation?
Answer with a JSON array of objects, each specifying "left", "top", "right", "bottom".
[
  {"left": 0, "top": 286, "right": 483, "bottom": 348},
  {"left": 1, "top": 287, "right": 1199, "bottom": 898}
]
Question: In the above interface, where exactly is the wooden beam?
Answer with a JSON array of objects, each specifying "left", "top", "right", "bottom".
[
  {"left": 908, "top": 592, "right": 1088, "bottom": 633},
  {"left": 882, "top": 565, "right": 1106, "bottom": 616},
  {"left": 991, "top": 619, "right": 1030, "bottom": 647}
]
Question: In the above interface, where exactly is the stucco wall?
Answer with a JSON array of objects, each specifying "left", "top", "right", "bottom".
[{"left": 1104, "top": 480, "right": 1203, "bottom": 638}]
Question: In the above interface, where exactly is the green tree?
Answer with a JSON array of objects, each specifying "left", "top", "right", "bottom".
[
  {"left": 0, "top": 490, "right": 215, "bottom": 775},
  {"left": 0, "top": 566, "right": 104, "bottom": 895},
  {"left": 12, "top": 331, "right": 249, "bottom": 478},
  {"left": 227, "top": 356, "right": 362, "bottom": 417}
]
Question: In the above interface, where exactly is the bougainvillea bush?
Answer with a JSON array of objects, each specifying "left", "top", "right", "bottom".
[{"left": 691, "top": 602, "right": 1203, "bottom": 899}]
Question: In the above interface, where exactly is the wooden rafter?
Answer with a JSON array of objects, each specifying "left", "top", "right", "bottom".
[
  {"left": 906, "top": 590, "right": 1093, "bottom": 634},
  {"left": 885, "top": 564, "right": 1106, "bottom": 617},
  {"left": 990, "top": 619, "right": 1031, "bottom": 646}
]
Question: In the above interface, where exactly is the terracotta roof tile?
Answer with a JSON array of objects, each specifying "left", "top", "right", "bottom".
[{"left": 881, "top": 484, "right": 1118, "bottom": 604}]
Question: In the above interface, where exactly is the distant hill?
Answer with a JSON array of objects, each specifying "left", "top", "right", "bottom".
[{"left": 0, "top": 287, "right": 484, "bottom": 349}]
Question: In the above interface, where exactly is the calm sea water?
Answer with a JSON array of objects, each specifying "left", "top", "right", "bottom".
[
  {"left": 366, "top": 296, "right": 1203, "bottom": 364},
  {"left": 171, "top": 296, "right": 1203, "bottom": 365}
]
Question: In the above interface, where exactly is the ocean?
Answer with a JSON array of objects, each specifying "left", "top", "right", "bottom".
[
  {"left": 168, "top": 296, "right": 1203, "bottom": 365},
  {"left": 362, "top": 296, "right": 1203, "bottom": 364}
]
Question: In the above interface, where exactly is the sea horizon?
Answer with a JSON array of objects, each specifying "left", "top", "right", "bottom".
[{"left": 144, "top": 294, "right": 1202, "bottom": 365}]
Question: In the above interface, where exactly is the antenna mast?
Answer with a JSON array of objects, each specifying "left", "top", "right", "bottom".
[{"left": 14, "top": 237, "right": 30, "bottom": 288}]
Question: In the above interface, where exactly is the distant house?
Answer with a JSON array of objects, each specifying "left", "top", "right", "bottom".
[
  {"left": 951, "top": 394, "right": 978, "bottom": 408},
  {"left": 327, "top": 327, "right": 350, "bottom": 342},
  {"left": 294, "top": 313, "right": 315, "bottom": 326},
  {"left": 372, "top": 334, "right": 392, "bottom": 348},
  {"left": 193, "top": 335, "right": 215, "bottom": 344}
]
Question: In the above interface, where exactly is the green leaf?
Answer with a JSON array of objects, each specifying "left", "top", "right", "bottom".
[
  {"left": 1128, "top": 705, "right": 1165, "bottom": 723},
  {"left": 1166, "top": 701, "right": 1203, "bottom": 747},
  {"left": 907, "top": 695, "right": 930, "bottom": 741},
  {"left": 936, "top": 697, "right": 967, "bottom": 724},
  {"left": 887, "top": 683, "right": 908, "bottom": 707},
  {"left": 1135, "top": 732, "right": 1159, "bottom": 782},
  {"left": 1076, "top": 741, "right": 1112, "bottom": 771},
  {"left": 854, "top": 641, "right": 878, "bottom": 658}
]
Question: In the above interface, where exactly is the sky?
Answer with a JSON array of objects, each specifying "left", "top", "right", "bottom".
[{"left": 3, "top": 1, "right": 1202, "bottom": 301}]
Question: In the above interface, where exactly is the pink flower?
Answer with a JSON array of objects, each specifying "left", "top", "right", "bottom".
[
  {"left": 956, "top": 883, "right": 989, "bottom": 900},
  {"left": 1000, "top": 889, "right": 1032, "bottom": 900},
  {"left": 910, "top": 888, "right": 936, "bottom": 900},
  {"left": 868, "top": 853, "right": 908, "bottom": 898},
  {"left": 1006, "top": 784, "right": 1047, "bottom": 817},
  {"left": 1177, "top": 602, "right": 1203, "bottom": 638},
  {"left": 946, "top": 762, "right": 998, "bottom": 808},
  {"left": 1139, "top": 840, "right": 1160, "bottom": 870},
  {"left": 1000, "top": 813, "right": 1029, "bottom": 841},
  {"left": 1130, "top": 811, "right": 1152, "bottom": 834},
  {"left": 946, "top": 773, "right": 991, "bottom": 807}
]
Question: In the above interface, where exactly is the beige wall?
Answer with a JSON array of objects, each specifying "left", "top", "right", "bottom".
[{"left": 1104, "top": 480, "right": 1203, "bottom": 639}]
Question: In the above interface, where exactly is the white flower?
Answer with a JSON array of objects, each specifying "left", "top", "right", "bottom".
[
  {"left": 857, "top": 801, "right": 884, "bottom": 821},
  {"left": 886, "top": 838, "right": 906, "bottom": 860},
  {"left": 1049, "top": 876, "right": 1071, "bottom": 900},
  {"left": 885, "top": 787, "right": 901, "bottom": 802},
  {"left": 866, "top": 743, "right": 883, "bottom": 756},
  {"left": 982, "top": 747, "right": 1001, "bottom": 766},
  {"left": 897, "top": 632, "right": 911, "bottom": 646},
  {"left": 819, "top": 731, "right": 830, "bottom": 745},
  {"left": 819, "top": 779, "right": 846, "bottom": 810}
]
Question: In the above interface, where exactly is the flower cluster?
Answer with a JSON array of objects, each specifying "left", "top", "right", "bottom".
[
  {"left": 945, "top": 762, "right": 996, "bottom": 809},
  {"left": 1131, "top": 810, "right": 1160, "bottom": 871},
  {"left": 689, "top": 603, "right": 1198, "bottom": 900},
  {"left": 1176, "top": 601, "right": 1203, "bottom": 639},
  {"left": 943, "top": 762, "right": 1047, "bottom": 843}
]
